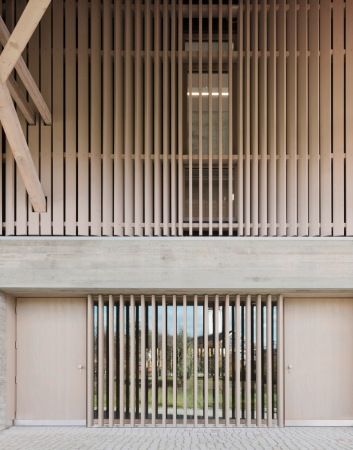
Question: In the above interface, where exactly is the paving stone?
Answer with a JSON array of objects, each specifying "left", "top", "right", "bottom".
[{"left": 1, "top": 427, "right": 353, "bottom": 450}]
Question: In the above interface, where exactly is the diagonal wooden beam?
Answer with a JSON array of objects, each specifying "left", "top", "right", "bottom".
[
  {"left": 0, "top": 15, "right": 51, "bottom": 125},
  {"left": 0, "top": 82, "right": 46, "bottom": 212},
  {"left": 0, "top": 0, "right": 51, "bottom": 78},
  {"left": 8, "top": 76, "right": 36, "bottom": 125},
  {"left": 0, "top": 0, "right": 51, "bottom": 212}
]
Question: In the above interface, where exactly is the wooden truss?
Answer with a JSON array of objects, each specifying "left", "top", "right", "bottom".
[{"left": 0, "top": 0, "right": 52, "bottom": 213}]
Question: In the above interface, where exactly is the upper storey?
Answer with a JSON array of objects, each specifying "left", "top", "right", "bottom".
[{"left": 0, "top": 0, "right": 352, "bottom": 237}]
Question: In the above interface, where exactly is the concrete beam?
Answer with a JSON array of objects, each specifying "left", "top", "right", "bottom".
[{"left": 0, "top": 238, "right": 353, "bottom": 296}]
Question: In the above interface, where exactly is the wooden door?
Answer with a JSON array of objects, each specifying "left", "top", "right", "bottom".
[
  {"left": 285, "top": 297, "right": 353, "bottom": 425},
  {"left": 16, "top": 298, "right": 86, "bottom": 425}
]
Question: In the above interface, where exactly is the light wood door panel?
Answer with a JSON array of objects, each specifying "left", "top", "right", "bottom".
[
  {"left": 16, "top": 298, "right": 86, "bottom": 421},
  {"left": 285, "top": 297, "right": 353, "bottom": 422}
]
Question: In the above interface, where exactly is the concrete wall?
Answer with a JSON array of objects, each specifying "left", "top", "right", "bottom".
[
  {"left": 6, "top": 295, "right": 15, "bottom": 428},
  {"left": 0, "top": 293, "right": 5, "bottom": 430},
  {"left": 0, "top": 293, "right": 16, "bottom": 430},
  {"left": 0, "top": 237, "right": 353, "bottom": 295}
]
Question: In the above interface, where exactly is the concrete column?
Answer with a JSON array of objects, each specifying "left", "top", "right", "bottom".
[{"left": 0, "top": 292, "right": 6, "bottom": 430}]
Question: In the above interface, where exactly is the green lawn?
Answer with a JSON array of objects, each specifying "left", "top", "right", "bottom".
[{"left": 94, "top": 376, "right": 277, "bottom": 418}]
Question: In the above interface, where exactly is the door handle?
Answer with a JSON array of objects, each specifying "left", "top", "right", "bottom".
[
  {"left": 78, "top": 364, "right": 85, "bottom": 374},
  {"left": 287, "top": 364, "right": 293, "bottom": 373}
]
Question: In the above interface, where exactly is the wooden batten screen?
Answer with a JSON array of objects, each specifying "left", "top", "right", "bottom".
[
  {"left": 87, "top": 294, "right": 284, "bottom": 427},
  {"left": 0, "top": 0, "right": 353, "bottom": 237}
]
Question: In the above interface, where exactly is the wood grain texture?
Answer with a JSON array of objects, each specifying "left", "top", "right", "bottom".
[
  {"left": 16, "top": 298, "right": 86, "bottom": 420},
  {"left": 0, "top": 1, "right": 349, "bottom": 237},
  {"left": 285, "top": 297, "right": 353, "bottom": 420},
  {"left": 52, "top": 0, "right": 64, "bottom": 233},
  {"left": 320, "top": 0, "right": 332, "bottom": 236}
]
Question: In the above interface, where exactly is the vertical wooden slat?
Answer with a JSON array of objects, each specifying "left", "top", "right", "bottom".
[
  {"left": 333, "top": 0, "right": 345, "bottom": 236},
  {"left": 90, "top": 0, "right": 102, "bottom": 236},
  {"left": 320, "top": 0, "right": 332, "bottom": 236},
  {"left": 198, "top": 1, "right": 203, "bottom": 236},
  {"left": 144, "top": 0, "right": 153, "bottom": 236},
  {"left": 152, "top": 295, "right": 157, "bottom": 426},
  {"left": 5, "top": 2, "right": 15, "bottom": 236},
  {"left": 119, "top": 295, "right": 125, "bottom": 427},
  {"left": 204, "top": 294, "right": 209, "bottom": 426},
  {"left": 287, "top": 0, "right": 297, "bottom": 236},
  {"left": 64, "top": 0, "right": 76, "bottom": 236},
  {"left": 277, "top": 295, "right": 284, "bottom": 427},
  {"left": 27, "top": 0, "right": 40, "bottom": 235},
  {"left": 266, "top": 295, "right": 272, "bottom": 427},
  {"left": 250, "top": 0, "right": 259, "bottom": 236},
  {"left": 188, "top": 0, "right": 192, "bottom": 236},
  {"left": 259, "top": 0, "right": 267, "bottom": 237},
  {"left": 52, "top": 0, "right": 64, "bottom": 235},
  {"left": 124, "top": 0, "right": 133, "bottom": 236},
  {"left": 308, "top": 0, "right": 320, "bottom": 236},
  {"left": 208, "top": 0, "right": 213, "bottom": 236},
  {"left": 228, "top": 1, "right": 233, "bottom": 236},
  {"left": 177, "top": 0, "right": 183, "bottom": 236},
  {"left": 98, "top": 295, "right": 104, "bottom": 427},
  {"left": 114, "top": 0, "right": 124, "bottom": 236},
  {"left": 15, "top": 0, "right": 28, "bottom": 236},
  {"left": 183, "top": 294, "right": 187, "bottom": 426},
  {"left": 0, "top": 1, "right": 2, "bottom": 236},
  {"left": 277, "top": 0, "right": 287, "bottom": 236},
  {"left": 154, "top": 0, "right": 162, "bottom": 237},
  {"left": 298, "top": 0, "right": 308, "bottom": 236},
  {"left": 193, "top": 294, "right": 198, "bottom": 426},
  {"left": 224, "top": 295, "right": 230, "bottom": 426},
  {"left": 235, "top": 294, "right": 241, "bottom": 427},
  {"left": 77, "top": 0, "right": 89, "bottom": 236},
  {"left": 245, "top": 294, "right": 251, "bottom": 426},
  {"left": 130, "top": 295, "right": 135, "bottom": 426},
  {"left": 172, "top": 295, "right": 177, "bottom": 426},
  {"left": 108, "top": 295, "right": 114, "bottom": 427},
  {"left": 141, "top": 295, "right": 146, "bottom": 426},
  {"left": 102, "top": 0, "right": 113, "bottom": 236},
  {"left": 218, "top": 0, "right": 223, "bottom": 236},
  {"left": 162, "top": 295, "right": 167, "bottom": 426},
  {"left": 268, "top": 0, "right": 276, "bottom": 236},
  {"left": 162, "top": 0, "right": 170, "bottom": 236},
  {"left": 347, "top": 1, "right": 353, "bottom": 235},
  {"left": 214, "top": 294, "right": 219, "bottom": 426},
  {"left": 171, "top": 0, "right": 177, "bottom": 236},
  {"left": 244, "top": 1, "right": 251, "bottom": 236},
  {"left": 87, "top": 295, "right": 94, "bottom": 427},
  {"left": 256, "top": 295, "right": 262, "bottom": 426},
  {"left": 237, "top": 1, "right": 244, "bottom": 236},
  {"left": 134, "top": 0, "right": 143, "bottom": 236}
]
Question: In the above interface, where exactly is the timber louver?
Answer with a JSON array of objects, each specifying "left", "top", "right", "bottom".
[
  {"left": 87, "top": 294, "right": 284, "bottom": 427},
  {"left": 0, "top": 0, "right": 352, "bottom": 236}
]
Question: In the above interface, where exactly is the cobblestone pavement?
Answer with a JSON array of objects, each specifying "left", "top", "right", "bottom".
[{"left": 1, "top": 426, "right": 353, "bottom": 450}]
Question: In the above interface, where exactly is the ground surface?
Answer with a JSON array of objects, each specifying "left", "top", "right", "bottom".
[{"left": 1, "top": 426, "right": 353, "bottom": 450}]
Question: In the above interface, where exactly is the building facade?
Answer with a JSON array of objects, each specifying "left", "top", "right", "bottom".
[{"left": 1, "top": 0, "right": 353, "bottom": 429}]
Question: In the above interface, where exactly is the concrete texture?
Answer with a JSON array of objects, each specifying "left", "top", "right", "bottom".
[{"left": 1, "top": 237, "right": 353, "bottom": 295}]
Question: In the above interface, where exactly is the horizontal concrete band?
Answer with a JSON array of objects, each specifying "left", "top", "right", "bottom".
[{"left": 0, "top": 237, "right": 353, "bottom": 295}]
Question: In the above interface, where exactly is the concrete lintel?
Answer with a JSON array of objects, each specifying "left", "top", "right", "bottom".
[{"left": 0, "top": 237, "right": 352, "bottom": 294}]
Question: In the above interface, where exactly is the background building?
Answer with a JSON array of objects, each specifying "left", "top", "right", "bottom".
[{"left": 1, "top": 0, "right": 353, "bottom": 429}]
